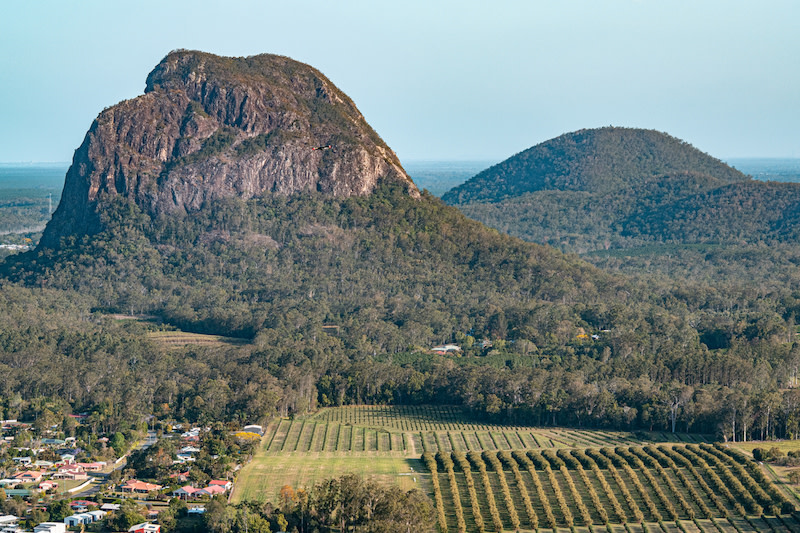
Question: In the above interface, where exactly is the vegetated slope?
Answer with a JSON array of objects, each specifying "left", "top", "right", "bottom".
[
  {"left": 443, "top": 127, "right": 768, "bottom": 254},
  {"left": 39, "top": 49, "right": 416, "bottom": 249},
  {"left": 442, "top": 127, "right": 746, "bottom": 204},
  {"left": 624, "top": 180, "right": 800, "bottom": 244},
  {"left": 3, "top": 53, "right": 800, "bottom": 442}
]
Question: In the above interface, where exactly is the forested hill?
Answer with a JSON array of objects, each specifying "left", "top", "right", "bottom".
[
  {"left": 441, "top": 128, "right": 800, "bottom": 259},
  {"left": 442, "top": 127, "right": 747, "bottom": 204},
  {"left": 2, "top": 55, "right": 800, "bottom": 441}
]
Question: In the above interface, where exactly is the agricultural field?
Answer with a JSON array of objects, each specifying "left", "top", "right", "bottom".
[
  {"left": 146, "top": 329, "right": 248, "bottom": 348},
  {"left": 233, "top": 406, "right": 800, "bottom": 532}
]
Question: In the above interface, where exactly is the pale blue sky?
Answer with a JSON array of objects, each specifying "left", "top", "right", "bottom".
[{"left": 1, "top": 1, "right": 798, "bottom": 163}]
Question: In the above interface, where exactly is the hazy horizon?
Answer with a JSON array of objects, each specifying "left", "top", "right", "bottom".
[{"left": 1, "top": 1, "right": 798, "bottom": 164}]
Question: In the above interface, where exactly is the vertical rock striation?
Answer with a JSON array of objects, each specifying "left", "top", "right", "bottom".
[{"left": 40, "top": 50, "right": 417, "bottom": 248}]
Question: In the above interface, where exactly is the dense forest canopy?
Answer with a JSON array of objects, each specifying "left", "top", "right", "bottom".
[
  {"left": 3, "top": 184, "right": 800, "bottom": 441},
  {"left": 442, "top": 127, "right": 747, "bottom": 204}
]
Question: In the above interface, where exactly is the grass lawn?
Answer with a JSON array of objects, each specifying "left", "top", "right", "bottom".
[
  {"left": 732, "top": 440, "right": 800, "bottom": 455},
  {"left": 232, "top": 452, "right": 428, "bottom": 504}
]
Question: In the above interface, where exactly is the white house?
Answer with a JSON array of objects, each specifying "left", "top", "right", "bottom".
[
  {"left": 64, "top": 513, "right": 94, "bottom": 527},
  {"left": 34, "top": 524, "right": 67, "bottom": 533},
  {"left": 0, "top": 515, "right": 21, "bottom": 533}
]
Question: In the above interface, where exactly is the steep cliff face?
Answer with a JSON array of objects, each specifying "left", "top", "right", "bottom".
[{"left": 40, "top": 50, "right": 417, "bottom": 248}]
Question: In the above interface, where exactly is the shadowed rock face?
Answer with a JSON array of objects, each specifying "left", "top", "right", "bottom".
[{"left": 40, "top": 50, "right": 417, "bottom": 248}]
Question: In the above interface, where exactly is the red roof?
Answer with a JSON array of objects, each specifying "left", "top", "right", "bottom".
[
  {"left": 70, "top": 500, "right": 96, "bottom": 508},
  {"left": 200, "top": 485, "right": 226, "bottom": 495},
  {"left": 122, "top": 480, "right": 163, "bottom": 492}
]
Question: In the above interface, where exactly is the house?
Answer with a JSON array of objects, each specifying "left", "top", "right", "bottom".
[
  {"left": 0, "top": 515, "right": 20, "bottom": 533},
  {"left": 11, "top": 457, "right": 31, "bottom": 465},
  {"left": 33, "top": 523, "right": 66, "bottom": 533},
  {"left": 0, "top": 479, "right": 21, "bottom": 488},
  {"left": 69, "top": 500, "right": 96, "bottom": 512},
  {"left": 54, "top": 465, "right": 86, "bottom": 480},
  {"left": 38, "top": 480, "right": 58, "bottom": 491},
  {"left": 87, "top": 511, "right": 107, "bottom": 522},
  {"left": 208, "top": 480, "right": 233, "bottom": 491},
  {"left": 174, "top": 453, "right": 196, "bottom": 464},
  {"left": 178, "top": 446, "right": 201, "bottom": 454},
  {"left": 12, "top": 470, "right": 45, "bottom": 483},
  {"left": 2, "top": 490, "right": 30, "bottom": 498},
  {"left": 52, "top": 470, "right": 88, "bottom": 481},
  {"left": 121, "top": 480, "right": 163, "bottom": 493},
  {"left": 100, "top": 504, "right": 120, "bottom": 512},
  {"left": 76, "top": 462, "right": 106, "bottom": 472},
  {"left": 172, "top": 486, "right": 202, "bottom": 500},
  {"left": 431, "top": 344, "right": 462, "bottom": 355},
  {"left": 57, "top": 464, "right": 84, "bottom": 474},
  {"left": 242, "top": 424, "right": 264, "bottom": 435},
  {"left": 187, "top": 507, "right": 205, "bottom": 515},
  {"left": 64, "top": 513, "right": 94, "bottom": 527},
  {"left": 32, "top": 460, "right": 54, "bottom": 469},
  {"left": 128, "top": 523, "right": 161, "bottom": 533},
  {"left": 198, "top": 485, "right": 226, "bottom": 497},
  {"left": 168, "top": 470, "right": 190, "bottom": 483}
]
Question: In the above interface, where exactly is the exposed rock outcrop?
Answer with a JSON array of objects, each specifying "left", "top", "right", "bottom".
[{"left": 40, "top": 50, "right": 417, "bottom": 248}]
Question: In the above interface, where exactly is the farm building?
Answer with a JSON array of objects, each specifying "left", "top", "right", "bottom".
[{"left": 243, "top": 424, "right": 264, "bottom": 435}]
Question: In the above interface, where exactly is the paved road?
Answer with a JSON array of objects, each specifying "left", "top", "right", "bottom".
[{"left": 70, "top": 431, "right": 157, "bottom": 499}]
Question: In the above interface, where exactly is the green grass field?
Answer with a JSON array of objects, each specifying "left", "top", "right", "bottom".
[
  {"left": 232, "top": 406, "right": 797, "bottom": 532},
  {"left": 232, "top": 453, "right": 428, "bottom": 503}
]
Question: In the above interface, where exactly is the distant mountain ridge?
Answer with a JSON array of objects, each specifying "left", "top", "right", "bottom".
[
  {"left": 440, "top": 127, "right": 800, "bottom": 254},
  {"left": 442, "top": 127, "right": 747, "bottom": 205}
]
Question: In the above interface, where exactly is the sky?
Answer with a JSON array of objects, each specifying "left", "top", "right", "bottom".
[{"left": 1, "top": 1, "right": 798, "bottom": 164}]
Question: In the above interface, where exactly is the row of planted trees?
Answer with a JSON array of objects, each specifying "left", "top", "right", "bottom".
[{"left": 423, "top": 443, "right": 795, "bottom": 532}]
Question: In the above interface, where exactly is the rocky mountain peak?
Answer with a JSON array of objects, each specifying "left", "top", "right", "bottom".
[{"left": 40, "top": 50, "right": 417, "bottom": 248}]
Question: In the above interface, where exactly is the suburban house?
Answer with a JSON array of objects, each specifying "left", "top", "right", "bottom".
[
  {"left": 0, "top": 515, "right": 20, "bottom": 533},
  {"left": 121, "top": 480, "right": 163, "bottom": 493},
  {"left": 76, "top": 461, "right": 106, "bottom": 471},
  {"left": 198, "top": 485, "right": 226, "bottom": 497},
  {"left": 57, "top": 464, "right": 84, "bottom": 474},
  {"left": 128, "top": 523, "right": 161, "bottom": 533},
  {"left": 430, "top": 344, "right": 462, "bottom": 355},
  {"left": 64, "top": 514, "right": 93, "bottom": 527},
  {"left": 52, "top": 470, "right": 88, "bottom": 481},
  {"left": 69, "top": 501, "right": 96, "bottom": 512},
  {"left": 168, "top": 470, "right": 190, "bottom": 483},
  {"left": 172, "top": 486, "right": 202, "bottom": 500},
  {"left": 12, "top": 470, "right": 45, "bottom": 483},
  {"left": 38, "top": 480, "right": 59, "bottom": 491},
  {"left": 33, "top": 523, "right": 66, "bottom": 533},
  {"left": 52, "top": 466, "right": 88, "bottom": 481},
  {"left": 178, "top": 446, "right": 201, "bottom": 454},
  {"left": 64, "top": 510, "right": 107, "bottom": 526},
  {"left": 209, "top": 479, "right": 233, "bottom": 491}
]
